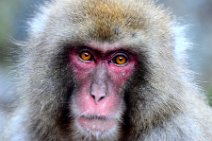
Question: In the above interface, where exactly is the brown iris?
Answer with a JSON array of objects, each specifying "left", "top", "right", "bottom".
[
  {"left": 80, "top": 51, "right": 92, "bottom": 61},
  {"left": 113, "top": 54, "right": 128, "bottom": 65}
]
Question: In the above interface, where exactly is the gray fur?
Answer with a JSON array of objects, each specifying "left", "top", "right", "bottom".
[{"left": 1, "top": 0, "right": 212, "bottom": 141}]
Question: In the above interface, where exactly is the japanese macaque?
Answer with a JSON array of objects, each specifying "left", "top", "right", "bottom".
[{"left": 1, "top": 0, "right": 212, "bottom": 141}]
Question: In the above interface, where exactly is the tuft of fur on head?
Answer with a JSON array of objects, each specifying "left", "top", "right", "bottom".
[
  {"left": 171, "top": 21, "right": 192, "bottom": 63},
  {"left": 28, "top": 1, "right": 52, "bottom": 36}
]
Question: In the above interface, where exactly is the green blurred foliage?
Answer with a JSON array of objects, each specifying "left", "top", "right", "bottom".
[{"left": 0, "top": 0, "right": 21, "bottom": 64}]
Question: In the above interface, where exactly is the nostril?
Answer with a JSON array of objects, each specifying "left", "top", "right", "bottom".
[
  {"left": 91, "top": 95, "right": 95, "bottom": 100},
  {"left": 90, "top": 93, "right": 106, "bottom": 102},
  {"left": 99, "top": 96, "right": 105, "bottom": 101}
]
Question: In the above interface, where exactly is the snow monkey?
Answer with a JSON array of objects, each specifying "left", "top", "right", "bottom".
[{"left": 1, "top": 0, "right": 212, "bottom": 141}]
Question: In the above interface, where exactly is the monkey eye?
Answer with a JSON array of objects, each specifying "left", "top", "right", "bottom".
[
  {"left": 112, "top": 53, "right": 128, "bottom": 66},
  {"left": 79, "top": 50, "right": 93, "bottom": 62}
]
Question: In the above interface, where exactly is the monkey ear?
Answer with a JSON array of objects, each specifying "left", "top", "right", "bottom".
[{"left": 171, "top": 22, "right": 191, "bottom": 63}]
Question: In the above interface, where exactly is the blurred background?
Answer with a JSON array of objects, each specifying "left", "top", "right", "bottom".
[{"left": 0, "top": 0, "right": 212, "bottom": 105}]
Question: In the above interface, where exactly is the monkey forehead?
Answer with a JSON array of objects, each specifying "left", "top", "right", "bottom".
[
  {"left": 81, "top": 0, "right": 145, "bottom": 40},
  {"left": 42, "top": 0, "right": 172, "bottom": 42}
]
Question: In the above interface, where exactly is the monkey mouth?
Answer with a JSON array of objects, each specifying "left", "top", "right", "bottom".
[{"left": 78, "top": 115, "right": 116, "bottom": 132}]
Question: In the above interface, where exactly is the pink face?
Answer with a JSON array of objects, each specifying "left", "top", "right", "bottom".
[{"left": 69, "top": 43, "right": 137, "bottom": 134}]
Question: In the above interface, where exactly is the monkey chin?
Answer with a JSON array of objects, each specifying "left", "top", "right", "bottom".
[{"left": 76, "top": 115, "right": 118, "bottom": 139}]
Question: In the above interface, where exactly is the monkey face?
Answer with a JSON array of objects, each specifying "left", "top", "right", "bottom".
[{"left": 68, "top": 43, "right": 137, "bottom": 137}]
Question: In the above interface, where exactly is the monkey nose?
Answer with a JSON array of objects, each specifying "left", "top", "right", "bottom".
[{"left": 90, "top": 83, "right": 107, "bottom": 102}]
